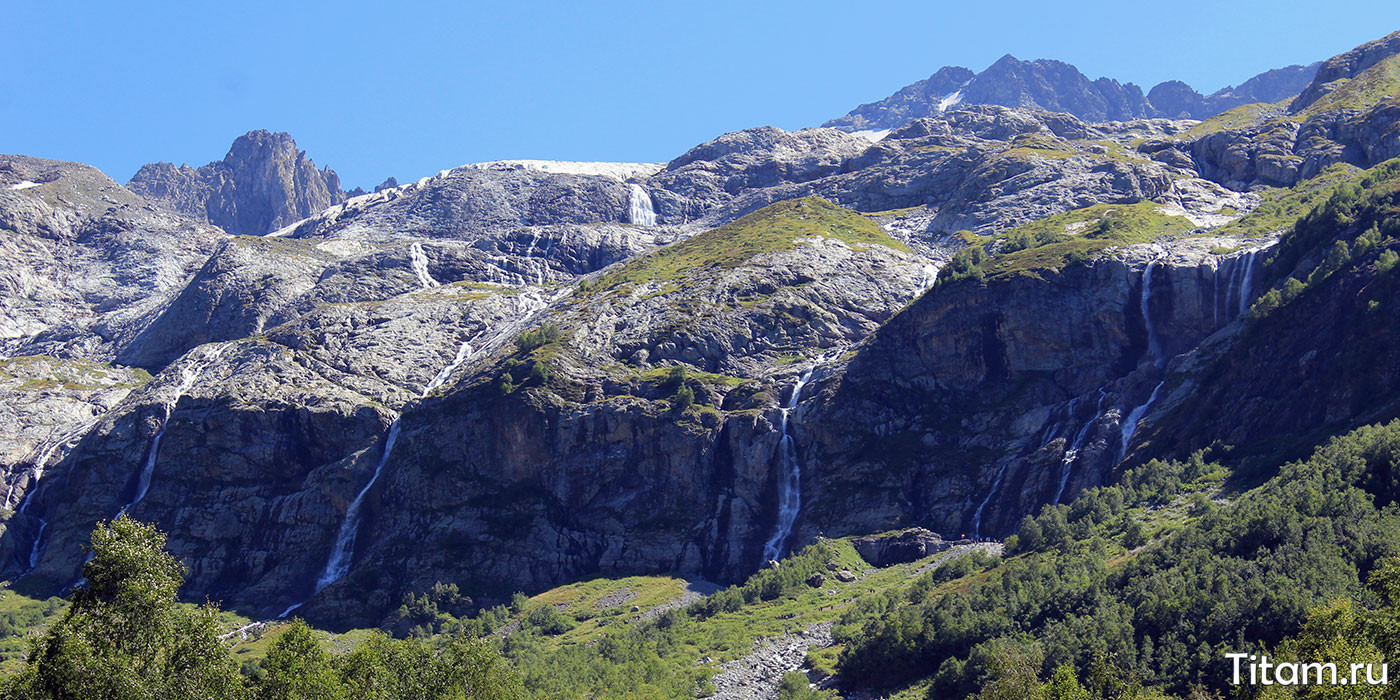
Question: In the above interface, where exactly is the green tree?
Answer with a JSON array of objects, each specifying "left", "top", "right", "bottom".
[
  {"left": 256, "top": 620, "right": 345, "bottom": 700},
  {"left": 1, "top": 516, "right": 247, "bottom": 700},
  {"left": 1043, "top": 665, "right": 1092, "bottom": 700}
]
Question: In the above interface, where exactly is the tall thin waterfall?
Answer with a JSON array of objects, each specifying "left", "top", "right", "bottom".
[
  {"left": 762, "top": 368, "right": 815, "bottom": 562},
  {"left": 1120, "top": 261, "right": 1166, "bottom": 458},
  {"left": 628, "top": 184, "right": 657, "bottom": 227},
  {"left": 1237, "top": 250, "right": 1259, "bottom": 315},
  {"left": 121, "top": 344, "right": 227, "bottom": 515},
  {"left": 972, "top": 464, "right": 1008, "bottom": 539},
  {"left": 6, "top": 420, "right": 98, "bottom": 510},
  {"left": 409, "top": 242, "right": 440, "bottom": 289},
  {"left": 288, "top": 339, "right": 478, "bottom": 616},
  {"left": 13, "top": 419, "right": 100, "bottom": 570}
]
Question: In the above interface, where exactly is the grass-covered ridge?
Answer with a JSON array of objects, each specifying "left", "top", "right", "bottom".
[
  {"left": 938, "top": 202, "right": 1196, "bottom": 286},
  {"left": 582, "top": 197, "right": 910, "bottom": 296}
]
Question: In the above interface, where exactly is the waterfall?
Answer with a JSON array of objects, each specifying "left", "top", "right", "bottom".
[
  {"left": 971, "top": 464, "right": 1008, "bottom": 539},
  {"left": 920, "top": 263, "right": 942, "bottom": 293},
  {"left": 6, "top": 420, "right": 98, "bottom": 510},
  {"left": 120, "top": 345, "right": 227, "bottom": 515},
  {"left": 1237, "top": 250, "right": 1259, "bottom": 315},
  {"left": 13, "top": 419, "right": 100, "bottom": 571},
  {"left": 1119, "top": 381, "right": 1164, "bottom": 459},
  {"left": 628, "top": 184, "right": 657, "bottom": 226},
  {"left": 1119, "top": 261, "right": 1167, "bottom": 459},
  {"left": 762, "top": 368, "right": 815, "bottom": 562},
  {"left": 1212, "top": 260, "right": 1220, "bottom": 329},
  {"left": 1053, "top": 389, "right": 1107, "bottom": 505},
  {"left": 1140, "top": 261, "right": 1164, "bottom": 367},
  {"left": 409, "top": 242, "right": 440, "bottom": 289},
  {"left": 311, "top": 417, "right": 401, "bottom": 595},
  {"left": 520, "top": 231, "right": 552, "bottom": 285},
  {"left": 291, "top": 338, "right": 478, "bottom": 614}
]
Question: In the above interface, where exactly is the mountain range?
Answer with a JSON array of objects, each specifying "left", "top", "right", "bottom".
[{"left": 3, "top": 27, "right": 1400, "bottom": 699}]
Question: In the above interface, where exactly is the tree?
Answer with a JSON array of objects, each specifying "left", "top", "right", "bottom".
[
  {"left": 257, "top": 621, "right": 345, "bottom": 700},
  {"left": 1043, "top": 665, "right": 1092, "bottom": 700},
  {"left": 1, "top": 516, "right": 247, "bottom": 700}
]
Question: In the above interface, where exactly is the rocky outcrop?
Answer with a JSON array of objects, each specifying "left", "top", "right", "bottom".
[
  {"left": 851, "top": 528, "right": 959, "bottom": 567},
  {"left": 278, "top": 166, "right": 655, "bottom": 239},
  {"left": 128, "top": 130, "right": 347, "bottom": 236}
]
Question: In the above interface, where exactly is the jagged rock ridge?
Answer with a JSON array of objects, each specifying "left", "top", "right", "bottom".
[
  {"left": 826, "top": 54, "right": 1321, "bottom": 131},
  {"left": 128, "top": 130, "right": 347, "bottom": 236}
]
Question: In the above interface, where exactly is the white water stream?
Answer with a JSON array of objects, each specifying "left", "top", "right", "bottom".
[
  {"left": 628, "top": 184, "right": 657, "bottom": 227},
  {"left": 409, "top": 242, "right": 440, "bottom": 289},
  {"left": 762, "top": 368, "right": 816, "bottom": 562},
  {"left": 1119, "top": 261, "right": 1166, "bottom": 458},
  {"left": 121, "top": 345, "right": 227, "bottom": 515}
]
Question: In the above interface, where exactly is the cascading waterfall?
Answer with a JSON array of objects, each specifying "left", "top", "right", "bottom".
[
  {"left": 520, "top": 231, "right": 553, "bottom": 285},
  {"left": 409, "top": 242, "right": 440, "bottom": 289},
  {"left": 1053, "top": 389, "right": 1107, "bottom": 505},
  {"left": 1120, "top": 261, "right": 1167, "bottom": 458},
  {"left": 762, "top": 368, "right": 815, "bottom": 562},
  {"left": 122, "top": 345, "right": 227, "bottom": 515},
  {"left": 285, "top": 338, "right": 479, "bottom": 618},
  {"left": 6, "top": 420, "right": 97, "bottom": 509},
  {"left": 13, "top": 420, "right": 100, "bottom": 570},
  {"left": 971, "top": 464, "right": 1008, "bottom": 539},
  {"left": 628, "top": 184, "right": 657, "bottom": 227}
]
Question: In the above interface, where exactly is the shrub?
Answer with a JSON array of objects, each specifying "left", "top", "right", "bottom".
[{"left": 515, "top": 325, "right": 560, "bottom": 353}]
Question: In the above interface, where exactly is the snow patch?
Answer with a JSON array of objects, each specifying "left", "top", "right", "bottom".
[
  {"left": 938, "top": 90, "right": 964, "bottom": 113},
  {"left": 851, "top": 129, "right": 891, "bottom": 142},
  {"left": 463, "top": 160, "right": 663, "bottom": 180},
  {"left": 8, "top": 181, "right": 40, "bottom": 190}
]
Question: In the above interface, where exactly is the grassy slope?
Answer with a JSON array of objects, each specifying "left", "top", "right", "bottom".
[{"left": 582, "top": 197, "right": 910, "bottom": 297}]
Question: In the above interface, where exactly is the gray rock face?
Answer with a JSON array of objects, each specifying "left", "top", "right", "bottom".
[
  {"left": 128, "top": 130, "right": 347, "bottom": 236},
  {"left": 823, "top": 66, "right": 975, "bottom": 132},
  {"left": 0, "top": 155, "right": 225, "bottom": 361},
  {"left": 795, "top": 238, "right": 1274, "bottom": 540},
  {"left": 0, "top": 357, "right": 149, "bottom": 539}
]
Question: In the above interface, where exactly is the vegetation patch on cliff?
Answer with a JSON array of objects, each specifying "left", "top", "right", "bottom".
[
  {"left": 938, "top": 202, "right": 1194, "bottom": 285},
  {"left": 580, "top": 197, "right": 910, "bottom": 297}
]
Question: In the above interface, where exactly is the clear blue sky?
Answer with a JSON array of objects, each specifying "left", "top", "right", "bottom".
[{"left": 5, "top": 1, "right": 1398, "bottom": 188}]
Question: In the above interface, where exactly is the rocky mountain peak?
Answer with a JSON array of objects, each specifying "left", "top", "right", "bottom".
[
  {"left": 127, "top": 129, "right": 347, "bottom": 236},
  {"left": 828, "top": 53, "right": 1324, "bottom": 131},
  {"left": 1289, "top": 30, "right": 1400, "bottom": 113}
]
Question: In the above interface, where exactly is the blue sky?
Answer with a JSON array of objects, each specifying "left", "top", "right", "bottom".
[{"left": 5, "top": 1, "right": 1399, "bottom": 188}]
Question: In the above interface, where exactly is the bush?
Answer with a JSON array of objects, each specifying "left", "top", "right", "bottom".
[{"left": 515, "top": 325, "right": 560, "bottom": 353}]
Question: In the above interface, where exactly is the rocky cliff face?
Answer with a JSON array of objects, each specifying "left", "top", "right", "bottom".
[
  {"left": 128, "top": 130, "right": 347, "bottom": 236},
  {"left": 3, "top": 31, "right": 1399, "bottom": 631}
]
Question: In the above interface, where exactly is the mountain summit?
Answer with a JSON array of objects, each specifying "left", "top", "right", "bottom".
[
  {"left": 826, "top": 55, "right": 1320, "bottom": 131},
  {"left": 127, "top": 130, "right": 347, "bottom": 236}
]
